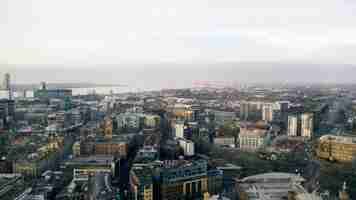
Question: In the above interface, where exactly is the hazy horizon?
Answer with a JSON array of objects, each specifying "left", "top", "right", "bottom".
[{"left": 2, "top": 63, "right": 356, "bottom": 90}]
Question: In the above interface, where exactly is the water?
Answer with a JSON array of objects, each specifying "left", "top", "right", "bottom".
[{"left": 13, "top": 86, "right": 134, "bottom": 98}]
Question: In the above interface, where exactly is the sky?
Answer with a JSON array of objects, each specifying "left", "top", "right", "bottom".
[
  {"left": 1, "top": 0, "right": 356, "bottom": 65},
  {"left": 1, "top": 0, "right": 356, "bottom": 87}
]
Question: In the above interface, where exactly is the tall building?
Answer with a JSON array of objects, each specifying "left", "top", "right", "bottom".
[
  {"left": 174, "top": 122, "right": 184, "bottom": 139},
  {"left": 1, "top": 73, "right": 11, "bottom": 100},
  {"left": 240, "top": 101, "right": 263, "bottom": 121},
  {"left": 2, "top": 73, "right": 10, "bottom": 90},
  {"left": 262, "top": 104, "right": 274, "bottom": 122},
  {"left": 287, "top": 115, "right": 299, "bottom": 137},
  {"left": 301, "top": 113, "right": 313, "bottom": 138},
  {"left": 240, "top": 101, "right": 250, "bottom": 120},
  {"left": 40, "top": 81, "right": 47, "bottom": 90}
]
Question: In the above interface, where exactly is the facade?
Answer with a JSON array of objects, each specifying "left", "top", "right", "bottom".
[
  {"left": 300, "top": 113, "right": 313, "bottom": 138},
  {"left": 2, "top": 73, "right": 10, "bottom": 90},
  {"left": 143, "top": 115, "right": 160, "bottom": 128},
  {"left": 130, "top": 166, "right": 154, "bottom": 200},
  {"left": 159, "top": 160, "right": 208, "bottom": 200},
  {"left": 262, "top": 103, "right": 274, "bottom": 122},
  {"left": 72, "top": 142, "right": 81, "bottom": 157},
  {"left": 316, "top": 135, "right": 356, "bottom": 162},
  {"left": 288, "top": 115, "right": 299, "bottom": 137},
  {"left": 207, "top": 170, "right": 223, "bottom": 195},
  {"left": 214, "top": 136, "right": 235, "bottom": 147},
  {"left": 94, "top": 140, "right": 128, "bottom": 158},
  {"left": 116, "top": 113, "right": 142, "bottom": 131},
  {"left": 64, "top": 155, "right": 114, "bottom": 179},
  {"left": 239, "top": 101, "right": 264, "bottom": 121},
  {"left": 239, "top": 127, "right": 267, "bottom": 151},
  {"left": 178, "top": 138, "right": 195, "bottom": 156},
  {"left": 174, "top": 122, "right": 184, "bottom": 139},
  {"left": 135, "top": 146, "right": 158, "bottom": 163}
]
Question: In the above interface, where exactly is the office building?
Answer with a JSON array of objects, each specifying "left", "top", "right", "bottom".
[
  {"left": 207, "top": 170, "right": 223, "bottom": 195},
  {"left": 288, "top": 115, "right": 299, "bottom": 137},
  {"left": 262, "top": 103, "right": 274, "bottom": 122},
  {"left": 316, "top": 135, "right": 356, "bottom": 162},
  {"left": 159, "top": 160, "right": 208, "bottom": 200},
  {"left": 2, "top": 73, "right": 10, "bottom": 90},
  {"left": 174, "top": 122, "right": 185, "bottom": 139},
  {"left": 178, "top": 138, "right": 195, "bottom": 156},
  {"left": 130, "top": 166, "right": 154, "bottom": 200},
  {"left": 239, "top": 127, "right": 267, "bottom": 151},
  {"left": 214, "top": 136, "right": 235, "bottom": 147},
  {"left": 135, "top": 146, "right": 158, "bottom": 163},
  {"left": 300, "top": 113, "right": 313, "bottom": 138},
  {"left": 239, "top": 101, "right": 264, "bottom": 121},
  {"left": 116, "top": 113, "right": 142, "bottom": 131}
]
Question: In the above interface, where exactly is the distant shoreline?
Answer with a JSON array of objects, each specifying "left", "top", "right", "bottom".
[{"left": 11, "top": 83, "right": 127, "bottom": 91}]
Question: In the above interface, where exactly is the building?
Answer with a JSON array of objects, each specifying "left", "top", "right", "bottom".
[
  {"left": 2, "top": 73, "right": 10, "bottom": 90},
  {"left": 94, "top": 138, "right": 128, "bottom": 158},
  {"left": 288, "top": 115, "right": 299, "bottom": 137},
  {"left": 214, "top": 136, "right": 235, "bottom": 147},
  {"left": 171, "top": 104, "right": 193, "bottom": 121},
  {"left": 64, "top": 155, "right": 114, "bottom": 181},
  {"left": 135, "top": 146, "right": 158, "bottom": 163},
  {"left": 104, "top": 117, "right": 113, "bottom": 139},
  {"left": 34, "top": 89, "right": 72, "bottom": 99},
  {"left": 72, "top": 142, "right": 81, "bottom": 157},
  {"left": 143, "top": 115, "right": 160, "bottom": 129},
  {"left": 207, "top": 170, "right": 223, "bottom": 195},
  {"left": 178, "top": 138, "right": 195, "bottom": 156},
  {"left": 159, "top": 160, "right": 208, "bottom": 200},
  {"left": 130, "top": 166, "right": 154, "bottom": 200},
  {"left": 239, "top": 127, "right": 267, "bottom": 151},
  {"left": 1, "top": 73, "right": 11, "bottom": 100},
  {"left": 262, "top": 103, "right": 274, "bottom": 122},
  {"left": 116, "top": 113, "right": 142, "bottom": 131},
  {"left": 300, "top": 113, "right": 313, "bottom": 138},
  {"left": 0, "top": 173, "right": 25, "bottom": 199},
  {"left": 236, "top": 173, "right": 305, "bottom": 200},
  {"left": 316, "top": 134, "right": 356, "bottom": 162},
  {"left": 239, "top": 101, "right": 263, "bottom": 121},
  {"left": 0, "top": 99, "right": 15, "bottom": 129},
  {"left": 174, "top": 122, "right": 184, "bottom": 139},
  {"left": 212, "top": 110, "right": 236, "bottom": 126},
  {"left": 288, "top": 113, "right": 313, "bottom": 139}
]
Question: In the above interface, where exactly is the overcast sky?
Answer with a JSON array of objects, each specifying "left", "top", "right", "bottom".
[{"left": 1, "top": 0, "right": 356, "bottom": 65}]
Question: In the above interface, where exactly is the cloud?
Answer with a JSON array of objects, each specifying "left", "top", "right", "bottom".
[{"left": 1, "top": 0, "right": 356, "bottom": 65}]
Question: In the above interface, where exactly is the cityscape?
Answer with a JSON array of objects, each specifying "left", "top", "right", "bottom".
[
  {"left": 2, "top": 0, "right": 356, "bottom": 200},
  {"left": 0, "top": 73, "right": 356, "bottom": 200}
]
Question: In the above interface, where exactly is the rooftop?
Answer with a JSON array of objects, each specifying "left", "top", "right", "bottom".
[{"left": 319, "top": 134, "right": 356, "bottom": 145}]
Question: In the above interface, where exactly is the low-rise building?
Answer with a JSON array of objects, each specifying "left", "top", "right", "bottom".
[
  {"left": 159, "top": 160, "right": 208, "bottom": 200},
  {"left": 236, "top": 173, "right": 305, "bottom": 200},
  {"left": 239, "top": 127, "right": 267, "bottom": 151},
  {"left": 316, "top": 134, "right": 356, "bottom": 162}
]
